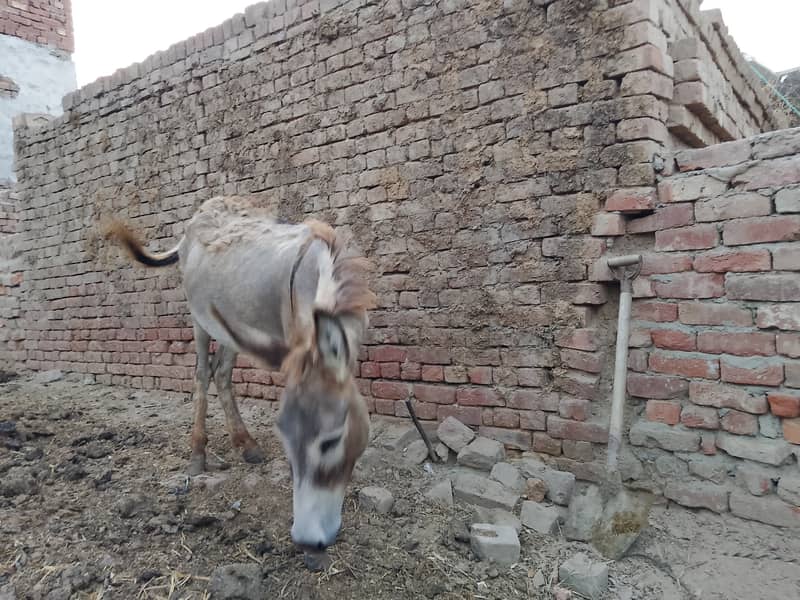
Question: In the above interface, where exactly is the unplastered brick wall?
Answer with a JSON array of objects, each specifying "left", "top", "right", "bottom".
[
  {"left": 0, "top": 0, "right": 74, "bottom": 52},
  {"left": 657, "top": 0, "right": 787, "bottom": 147},
  {"left": 0, "top": 184, "right": 22, "bottom": 367},
  {"left": 9, "top": 0, "right": 685, "bottom": 467},
  {"left": 590, "top": 127, "right": 800, "bottom": 528}
]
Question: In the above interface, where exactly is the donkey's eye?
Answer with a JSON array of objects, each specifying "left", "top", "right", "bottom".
[{"left": 319, "top": 436, "right": 341, "bottom": 454}]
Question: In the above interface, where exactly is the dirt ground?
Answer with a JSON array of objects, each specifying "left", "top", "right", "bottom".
[{"left": 1, "top": 374, "right": 799, "bottom": 600}]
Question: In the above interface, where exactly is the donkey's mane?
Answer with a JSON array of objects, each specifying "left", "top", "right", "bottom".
[
  {"left": 282, "top": 219, "right": 376, "bottom": 384},
  {"left": 303, "top": 218, "right": 377, "bottom": 317}
]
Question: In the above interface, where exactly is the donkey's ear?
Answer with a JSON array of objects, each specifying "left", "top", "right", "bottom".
[{"left": 313, "top": 310, "right": 350, "bottom": 382}]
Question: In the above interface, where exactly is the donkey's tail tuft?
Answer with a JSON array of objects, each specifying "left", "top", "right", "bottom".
[{"left": 103, "top": 220, "right": 179, "bottom": 267}]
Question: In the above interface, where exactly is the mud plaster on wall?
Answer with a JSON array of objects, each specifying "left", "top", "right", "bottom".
[{"left": 0, "top": 33, "right": 76, "bottom": 182}]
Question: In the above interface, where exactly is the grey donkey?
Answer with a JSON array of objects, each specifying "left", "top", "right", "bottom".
[{"left": 105, "top": 195, "right": 376, "bottom": 552}]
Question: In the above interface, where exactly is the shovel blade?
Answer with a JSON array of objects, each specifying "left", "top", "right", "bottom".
[{"left": 590, "top": 487, "right": 653, "bottom": 560}]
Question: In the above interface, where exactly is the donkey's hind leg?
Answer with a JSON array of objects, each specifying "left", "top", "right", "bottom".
[
  {"left": 189, "top": 323, "right": 212, "bottom": 476},
  {"left": 214, "top": 344, "right": 266, "bottom": 464}
]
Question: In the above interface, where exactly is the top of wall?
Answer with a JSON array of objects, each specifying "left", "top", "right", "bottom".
[
  {"left": 0, "top": 0, "right": 74, "bottom": 53},
  {"left": 15, "top": 0, "right": 356, "bottom": 139},
  {"left": 681, "top": 0, "right": 786, "bottom": 132},
  {"left": 12, "top": 0, "right": 792, "bottom": 147}
]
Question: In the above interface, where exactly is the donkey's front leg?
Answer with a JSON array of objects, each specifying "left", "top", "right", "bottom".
[
  {"left": 214, "top": 345, "right": 266, "bottom": 464},
  {"left": 189, "top": 324, "right": 211, "bottom": 475}
]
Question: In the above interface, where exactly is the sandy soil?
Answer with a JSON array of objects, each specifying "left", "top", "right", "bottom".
[{"left": 1, "top": 374, "right": 798, "bottom": 599}]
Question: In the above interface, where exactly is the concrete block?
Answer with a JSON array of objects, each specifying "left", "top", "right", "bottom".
[
  {"left": 470, "top": 523, "right": 520, "bottom": 567},
  {"left": 457, "top": 437, "right": 505, "bottom": 470},
  {"left": 453, "top": 472, "right": 520, "bottom": 511},
  {"left": 359, "top": 486, "right": 394, "bottom": 514},
  {"left": 520, "top": 501, "right": 565, "bottom": 535},
  {"left": 490, "top": 462, "right": 525, "bottom": 492},
  {"left": 559, "top": 553, "right": 609, "bottom": 599},
  {"left": 437, "top": 416, "right": 475, "bottom": 452}
]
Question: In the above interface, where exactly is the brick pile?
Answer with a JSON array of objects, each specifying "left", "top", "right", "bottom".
[
  {"left": 5, "top": 0, "right": 797, "bottom": 525},
  {"left": 0, "top": 0, "right": 74, "bottom": 53}
]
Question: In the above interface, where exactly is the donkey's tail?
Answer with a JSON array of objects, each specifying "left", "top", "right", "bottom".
[{"left": 103, "top": 220, "right": 179, "bottom": 267}]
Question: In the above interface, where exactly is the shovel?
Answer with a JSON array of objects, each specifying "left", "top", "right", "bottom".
[{"left": 590, "top": 254, "right": 653, "bottom": 560}]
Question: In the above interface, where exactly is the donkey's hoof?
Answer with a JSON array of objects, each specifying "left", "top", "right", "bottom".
[
  {"left": 242, "top": 446, "right": 266, "bottom": 464},
  {"left": 188, "top": 455, "right": 206, "bottom": 476}
]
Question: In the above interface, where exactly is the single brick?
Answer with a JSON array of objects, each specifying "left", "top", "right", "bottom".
[
  {"left": 414, "top": 384, "right": 457, "bottom": 405},
  {"left": 727, "top": 274, "right": 800, "bottom": 302},
  {"left": 658, "top": 174, "right": 727, "bottom": 203},
  {"left": 627, "top": 374, "right": 689, "bottom": 399},
  {"left": 519, "top": 410, "right": 547, "bottom": 431},
  {"left": 694, "top": 192, "right": 771, "bottom": 222},
  {"left": 555, "top": 328, "right": 598, "bottom": 352},
  {"left": 696, "top": 331, "right": 775, "bottom": 357},
  {"left": 591, "top": 212, "right": 626, "bottom": 236},
  {"left": 720, "top": 410, "right": 758, "bottom": 436},
  {"left": 605, "top": 187, "right": 656, "bottom": 212},
  {"left": 777, "top": 334, "right": 800, "bottom": 358},
  {"left": 369, "top": 346, "right": 408, "bottom": 362},
  {"left": 767, "top": 393, "right": 800, "bottom": 418},
  {"left": 773, "top": 245, "right": 800, "bottom": 270},
  {"left": 438, "top": 405, "right": 483, "bottom": 426},
  {"left": 646, "top": 400, "right": 682, "bottom": 425},
  {"left": 457, "top": 387, "right": 504, "bottom": 407},
  {"left": 372, "top": 381, "right": 411, "bottom": 400},
  {"left": 681, "top": 405, "right": 720, "bottom": 429},
  {"left": 756, "top": 305, "right": 800, "bottom": 330},
  {"left": 631, "top": 301, "right": 678, "bottom": 322},
  {"left": 693, "top": 248, "right": 771, "bottom": 273},
  {"left": 678, "top": 302, "right": 753, "bottom": 326},
  {"left": 723, "top": 216, "right": 800, "bottom": 246},
  {"left": 664, "top": 481, "right": 729, "bottom": 513},
  {"left": 640, "top": 253, "right": 694, "bottom": 275},
  {"left": 559, "top": 397, "right": 591, "bottom": 421},
  {"left": 651, "top": 328, "right": 696, "bottom": 351},
  {"left": 532, "top": 432, "right": 562, "bottom": 456},
  {"left": 546, "top": 417, "right": 609, "bottom": 444},
  {"left": 654, "top": 224, "right": 718, "bottom": 251},
  {"left": 721, "top": 358, "right": 784, "bottom": 387},
  {"left": 560, "top": 349, "right": 603, "bottom": 373},
  {"left": 689, "top": 381, "right": 768, "bottom": 414},
  {"left": 627, "top": 203, "right": 694, "bottom": 234},
  {"left": 775, "top": 187, "right": 800, "bottom": 213},
  {"left": 653, "top": 272, "right": 724, "bottom": 299},
  {"left": 674, "top": 139, "right": 752, "bottom": 171},
  {"left": 468, "top": 366, "right": 493, "bottom": 385},
  {"left": 649, "top": 352, "right": 719, "bottom": 379},
  {"left": 421, "top": 365, "right": 444, "bottom": 382},
  {"left": 783, "top": 418, "right": 800, "bottom": 444}
]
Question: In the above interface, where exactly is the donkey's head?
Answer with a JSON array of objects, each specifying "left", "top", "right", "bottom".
[{"left": 276, "top": 310, "right": 370, "bottom": 551}]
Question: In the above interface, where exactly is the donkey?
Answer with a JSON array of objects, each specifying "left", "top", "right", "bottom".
[{"left": 105, "top": 195, "right": 376, "bottom": 552}]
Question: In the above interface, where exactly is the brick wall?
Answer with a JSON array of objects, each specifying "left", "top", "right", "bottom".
[
  {"left": 590, "top": 127, "right": 800, "bottom": 527},
  {"left": 0, "top": 184, "right": 22, "bottom": 364},
  {"left": 6, "top": 0, "right": 797, "bottom": 525},
  {"left": 659, "top": 0, "right": 787, "bottom": 146},
  {"left": 0, "top": 0, "right": 74, "bottom": 53}
]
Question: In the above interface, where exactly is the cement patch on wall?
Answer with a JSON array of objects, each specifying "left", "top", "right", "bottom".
[{"left": 0, "top": 33, "right": 76, "bottom": 182}]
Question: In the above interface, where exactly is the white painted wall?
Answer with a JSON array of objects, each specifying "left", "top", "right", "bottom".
[{"left": 0, "top": 34, "right": 77, "bottom": 183}]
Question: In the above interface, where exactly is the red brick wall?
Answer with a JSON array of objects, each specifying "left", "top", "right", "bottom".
[
  {"left": 591, "top": 127, "right": 800, "bottom": 526},
  {"left": 0, "top": 0, "right": 74, "bottom": 52}
]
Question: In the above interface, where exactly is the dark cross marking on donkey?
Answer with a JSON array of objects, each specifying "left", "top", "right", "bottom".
[{"left": 105, "top": 195, "right": 376, "bottom": 553}]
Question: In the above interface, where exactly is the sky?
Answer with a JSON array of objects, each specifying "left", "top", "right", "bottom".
[{"left": 71, "top": 0, "right": 799, "bottom": 87}]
